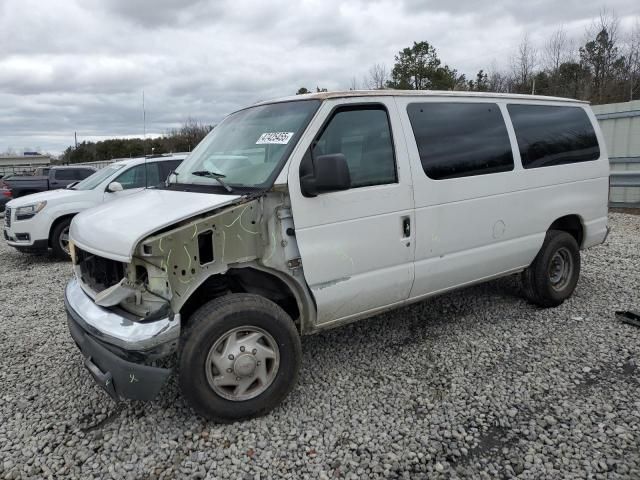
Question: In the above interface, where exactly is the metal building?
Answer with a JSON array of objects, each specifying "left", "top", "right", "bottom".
[
  {"left": 592, "top": 100, "right": 640, "bottom": 208},
  {"left": 0, "top": 154, "right": 51, "bottom": 177}
]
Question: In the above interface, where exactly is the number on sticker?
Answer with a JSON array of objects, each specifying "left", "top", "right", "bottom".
[{"left": 256, "top": 132, "right": 294, "bottom": 145}]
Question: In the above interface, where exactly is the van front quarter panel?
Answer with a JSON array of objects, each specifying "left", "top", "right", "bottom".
[
  {"left": 132, "top": 199, "right": 264, "bottom": 315},
  {"left": 120, "top": 195, "right": 315, "bottom": 332}
]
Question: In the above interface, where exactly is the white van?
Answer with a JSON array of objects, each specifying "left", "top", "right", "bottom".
[
  {"left": 4, "top": 154, "right": 185, "bottom": 258},
  {"left": 65, "top": 91, "right": 609, "bottom": 421}
]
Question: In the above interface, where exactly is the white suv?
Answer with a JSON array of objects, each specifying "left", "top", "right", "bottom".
[
  {"left": 4, "top": 154, "right": 185, "bottom": 258},
  {"left": 64, "top": 91, "right": 609, "bottom": 421}
]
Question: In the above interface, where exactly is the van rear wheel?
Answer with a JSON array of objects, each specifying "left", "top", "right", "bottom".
[
  {"left": 179, "top": 294, "right": 301, "bottom": 422},
  {"left": 521, "top": 230, "right": 580, "bottom": 307}
]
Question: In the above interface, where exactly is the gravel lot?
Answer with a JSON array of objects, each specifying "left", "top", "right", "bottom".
[{"left": 1, "top": 213, "right": 639, "bottom": 479}]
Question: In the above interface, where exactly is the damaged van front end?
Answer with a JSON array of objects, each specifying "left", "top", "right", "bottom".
[
  {"left": 64, "top": 188, "right": 309, "bottom": 401},
  {"left": 64, "top": 192, "right": 242, "bottom": 400}
]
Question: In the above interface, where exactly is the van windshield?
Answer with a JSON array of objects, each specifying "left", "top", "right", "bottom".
[{"left": 170, "top": 100, "right": 320, "bottom": 192}]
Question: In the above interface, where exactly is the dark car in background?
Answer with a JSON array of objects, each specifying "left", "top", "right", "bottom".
[
  {"left": 3, "top": 166, "right": 96, "bottom": 198},
  {"left": 0, "top": 188, "right": 11, "bottom": 213}
]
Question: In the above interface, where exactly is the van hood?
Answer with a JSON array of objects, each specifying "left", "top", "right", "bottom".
[
  {"left": 7, "top": 188, "right": 79, "bottom": 208},
  {"left": 70, "top": 189, "right": 241, "bottom": 262}
]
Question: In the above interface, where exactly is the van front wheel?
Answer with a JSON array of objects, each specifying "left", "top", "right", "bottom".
[
  {"left": 179, "top": 294, "right": 301, "bottom": 422},
  {"left": 521, "top": 230, "right": 580, "bottom": 308}
]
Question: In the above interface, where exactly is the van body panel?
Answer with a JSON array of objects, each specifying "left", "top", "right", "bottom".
[
  {"left": 288, "top": 96, "right": 416, "bottom": 324},
  {"left": 393, "top": 97, "right": 608, "bottom": 300}
]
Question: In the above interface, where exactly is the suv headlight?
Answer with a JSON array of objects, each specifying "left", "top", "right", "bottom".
[{"left": 16, "top": 201, "right": 47, "bottom": 220}]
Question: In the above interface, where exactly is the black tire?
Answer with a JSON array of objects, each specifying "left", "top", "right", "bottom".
[
  {"left": 50, "top": 218, "right": 72, "bottom": 260},
  {"left": 179, "top": 293, "right": 301, "bottom": 422},
  {"left": 521, "top": 229, "right": 581, "bottom": 307}
]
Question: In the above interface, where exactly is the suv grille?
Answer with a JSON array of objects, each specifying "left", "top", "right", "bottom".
[
  {"left": 4, "top": 207, "right": 10, "bottom": 227},
  {"left": 76, "top": 247, "right": 126, "bottom": 293}
]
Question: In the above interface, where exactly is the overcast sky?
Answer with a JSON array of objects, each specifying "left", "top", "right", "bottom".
[{"left": 1, "top": 0, "right": 638, "bottom": 155}]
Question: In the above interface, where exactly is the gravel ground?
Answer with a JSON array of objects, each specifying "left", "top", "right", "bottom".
[{"left": 0, "top": 213, "right": 639, "bottom": 479}]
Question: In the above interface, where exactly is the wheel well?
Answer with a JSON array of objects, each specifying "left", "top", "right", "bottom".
[
  {"left": 549, "top": 215, "right": 583, "bottom": 247},
  {"left": 179, "top": 268, "right": 301, "bottom": 331},
  {"left": 48, "top": 214, "right": 75, "bottom": 247}
]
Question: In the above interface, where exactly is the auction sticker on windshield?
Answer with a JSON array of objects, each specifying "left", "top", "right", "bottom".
[{"left": 256, "top": 132, "right": 294, "bottom": 144}]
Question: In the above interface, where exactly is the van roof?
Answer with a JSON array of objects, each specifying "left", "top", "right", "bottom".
[{"left": 254, "top": 90, "right": 589, "bottom": 107}]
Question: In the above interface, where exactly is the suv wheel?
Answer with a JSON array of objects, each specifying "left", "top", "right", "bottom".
[
  {"left": 521, "top": 230, "right": 581, "bottom": 307},
  {"left": 51, "top": 218, "right": 72, "bottom": 260},
  {"left": 179, "top": 294, "right": 301, "bottom": 422}
]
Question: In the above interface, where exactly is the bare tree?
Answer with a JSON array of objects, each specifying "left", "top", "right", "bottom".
[
  {"left": 543, "top": 26, "right": 572, "bottom": 74},
  {"left": 1, "top": 147, "right": 17, "bottom": 156},
  {"left": 542, "top": 26, "right": 577, "bottom": 95},
  {"left": 166, "top": 117, "right": 213, "bottom": 152},
  {"left": 594, "top": 9, "right": 620, "bottom": 44},
  {"left": 365, "top": 63, "right": 388, "bottom": 89},
  {"left": 511, "top": 33, "right": 538, "bottom": 92},
  {"left": 486, "top": 61, "right": 509, "bottom": 92},
  {"left": 349, "top": 76, "right": 358, "bottom": 90},
  {"left": 621, "top": 17, "right": 640, "bottom": 100},
  {"left": 580, "top": 9, "right": 622, "bottom": 102}
]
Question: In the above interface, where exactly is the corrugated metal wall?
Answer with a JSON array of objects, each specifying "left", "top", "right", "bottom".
[{"left": 592, "top": 100, "right": 640, "bottom": 208}]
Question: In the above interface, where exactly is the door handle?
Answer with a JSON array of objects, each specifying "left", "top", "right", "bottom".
[{"left": 402, "top": 216, "right": 411, "bottom": 238}]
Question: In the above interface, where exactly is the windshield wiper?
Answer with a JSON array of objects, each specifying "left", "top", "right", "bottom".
[{"left": 191, "top": 170, "right": 234, "bottom": 192}]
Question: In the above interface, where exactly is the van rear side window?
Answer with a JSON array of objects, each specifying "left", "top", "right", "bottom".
[
  {"left": 507, "top": 105, "right": 600, "bottom": 169},
  {"left": 407, "top": 102, "right": 514, "bottom": 180}
]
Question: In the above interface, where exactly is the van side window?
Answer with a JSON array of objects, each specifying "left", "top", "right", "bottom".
[
  {"left": 312, "top": 105, "right": 397, "bottom": 188},
  {"left": 407, "top": 102, "right": 514, "bottom": 180},
  {"left": 507, "top": 105, "right": 600, "bottom": 169}
]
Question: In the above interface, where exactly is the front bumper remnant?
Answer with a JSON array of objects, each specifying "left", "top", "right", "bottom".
[{"left": 65, "top": 278, "right": 180, "bottom": 401}]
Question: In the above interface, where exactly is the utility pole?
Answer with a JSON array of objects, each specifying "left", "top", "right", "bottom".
[
  {"left": 74, "top": 131, "right": 77, "bottom": 149},
  {"left": 532, "top": 77, "right": 536, "bottom": 95},
  {"left": 142, "top": 89, "right": 146, "bottom": 156}
]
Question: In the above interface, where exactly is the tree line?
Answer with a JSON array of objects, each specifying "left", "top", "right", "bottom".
[
  {"left": 59, "top": 118, "right": 213, "bottom": 163},
  {"left": 297, "top": 10, "right": 640, "bottom": 105}
]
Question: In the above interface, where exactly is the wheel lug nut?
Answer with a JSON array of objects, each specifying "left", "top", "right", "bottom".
[
  {"left": 227, "top": 368, "right": 232, "bottom": 373},
  {"left": 252, "top": 349, "right": 257, "bottom": 355},
  {"left": 228, "top": 354, "right": 234, "bottom": 360},
  {"left": 257, "top": 361, "right": 261, "bottom": 366},
  {"left": 240, "top": 346, "right": 245, "bottom": 352},
  {"left": 236, "top": 377, "right": 241, "bottom": 381}
]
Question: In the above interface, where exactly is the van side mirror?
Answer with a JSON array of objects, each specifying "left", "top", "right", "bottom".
[
  {"left": 106, "top": 181, "right": 124, "bottom": 193},
  {"left": 300, "top": 153, "right": 351, "bottom": 197}
]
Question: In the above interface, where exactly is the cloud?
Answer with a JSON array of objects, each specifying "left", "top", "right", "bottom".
[
  {"left": 88, "top": 0, "right": 225, "bottom": 28},
  {"left": 0, "top": 0, "right": 638, "bottom": 154},
  {"left": 401, "top": 0, "right": 638, "bottom": 25}
]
